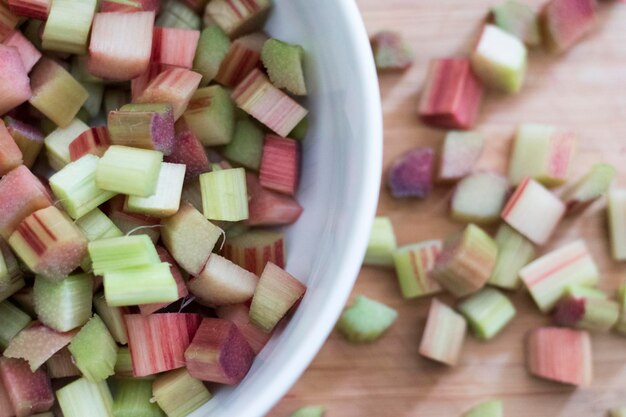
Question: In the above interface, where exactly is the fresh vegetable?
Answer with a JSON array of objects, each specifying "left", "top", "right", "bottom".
[
  {"left": 419, "top": 299, "right": 467, "bottom": 366},
  {"left": 261, "top": 37, "right": 307, "bottom": 95},
  {"left": 488, "top": 223, "right": 535, "bottom": 290},
  {"left": 387, "top": 147, "right": 435, "bottom": 198},
  {"left": 216, "top": 32, "right": 266, "bottom": 88},
  {"left": 336, "top": 295, "right": 398, "bottom": 343},
  {"left": 437, "top": 130, "right": 484, "bottom": 183},
  {"left": 491, "top": 0, "right": 541, "bottom": 47},
  {"left": 458, "top": 287, "right": 516, "bottom": 340},
  {"left": 203, "top": 0, "right": 271, "bottom": 37},
  {"left": 540, "top": 0, "right": 597, "bottom": 53},
  {"left": 370, "top": 30, "right": 413, "bottom": 72},
  {"left": 68, "top": 315, "right": 118, "bottom": 382},
  {"left": 364, "top": 216, "right": 397, "bottom": 267},
  {"left": 450, "top": 172, "right": 509, "bottom": 224},
  {"left": 393, "top": 240, "right": 442, "bottom": 298},
  {"left": 152, "top": 368, "right": 212, "bottom": 417},
  {"left": 562, "top": 163, "right": 615, "bottom": 214},
  {"left": 462, "top": 400, "right": 503, "bottom": 417},
  {"left": 553, "top": 286, "right": 619, "bottom": 332}
]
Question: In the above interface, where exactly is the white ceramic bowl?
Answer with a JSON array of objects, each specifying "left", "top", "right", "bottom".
[{"left": 193, "top": 1, "right": 382, "bottom": 415}]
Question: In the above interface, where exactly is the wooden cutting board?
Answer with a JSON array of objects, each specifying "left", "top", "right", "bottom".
[{"left": 270, "top": 1, "right": 626, "bottom": 416}]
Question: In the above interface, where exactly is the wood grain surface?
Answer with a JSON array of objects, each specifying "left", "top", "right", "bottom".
[{"left": 270, "top": 1, "right": 626, "bottom": 416}]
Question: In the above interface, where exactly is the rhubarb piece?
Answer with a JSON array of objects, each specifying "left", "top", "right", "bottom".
[
  {"left": 246, "top": 172, "right": 303, "bottom": 226},
  {"left": 249, "top": 262, "right": 306, "bottom": 332},
  {"left": 56, "top": 378, "right": 113, "bottom": 417},
  {"left": 200, "top": 167, "right": 249, "bottom": 221},
  {"left": 0, "top": 300, "right": 30, "bottom": 349},
  {"left": 189, "top": 254, "right": 258, "bottom": 306},
  {"left": 156, "top": 0, "right": 200, "bottom": 29},
  {"left": 0, "top": 119, "right": 22, "bottom": 176},
  {"left": 393, "top": 240, "right": 442, "bottom": 298},
  {"left": 232, "top": 69, "right": 308, "bottom": 137},
  {"left": 0, "top": 373, "right": 14, "bottom": 417},
  {"left": 104, "top": 262, "right": 178, "bottom": 307},
  {"left": 611, "top": 409, "right": 626, "bottom": 417},
  {"left": 508, "top": 124, "right": 577, "bottom": 187},
  {"left": 438, "top": 130, "right": 484, "bottom": 182},
  {"left": 471, "top": 24, "right": 527, "bottom": 93},
  {"left": 112, "top": 378, "right": 164, "bottom": 417},
  {"left": 0, "top": 357, "right": 54, "bottom": 417},
  {"left": 290, "top": 406, "right": 326, "bottom": 417},
  {"left": 46, "top": 347, "right": 80, "bottom": 378},
  {"left": 463, "top": 400, "right": 503, "bottom": 417},
  {"left": 520, "top": 240, "right": 599, "bottom": 312},
  {"left": 80, "top": 82, "right": 104, "bottom": 119},
  {"left": 7, "top": 0, "right": 50, "bottom": 20},
  {"left": 4, "top": 322, "right": 75, "bottom": 371},
  {"left": 501, "top": 177, "right": 565, "bottom": 245},
  {"left": 49, "top": 154, "right": 117, "bottom": 219},
  {"left": 288, "top": 116, "right": 308, "bottom": 140},
  {"left": 152, "top": 368, "right": 212, "bottom": 417},
  {"left": 71, "top": 55, "right": 102, "bottom": 83},
  {"left": 68, "top": 315, "right": 118, "bottom": 382},
  {"left": 562, "top": 163, "right": 615, "bottom": 214},
  {"left": 608, "top": 189, "right": 626, "bottom": 261},
  {"left": 183, "top": 85, "right": 235, "bottom": 145},
  {"left": 33, "top": 274, "right": 92, "bottom": 332},
  {"left": 93, "top": 292, "right": 128, "bottom": 344},
  {"left": 216, "top": 304, "right": 270, "bottom": 353},
  {"left": 0, "top": 166, "right": 51, "bottom": 240},
  {"left": 418, "top": 58, "right": 484, "bottom": 130},
  {"left": 29, "top": 58, "right": 88, "bottom": 127},
  {"left": 100, "top": 0, "right": 142, "bottom": 13},
  {"left": 370, "top": 30, "right": 414, "bottom": 72},
  {"left": 114, "top": 347, "right": 133, "bottom": 377},
  {"left": 88, "top": 11, "right": 154, "bottom": 80},
  {"left": 458, "top": 287, "right": 516, "bottom": 340},
  {"left": 204, "top": 0, "right": 270, "bottom": 37},
  {"left": 223, "top": 229, "right": 285, "bottom": 274},
  {"left": 2, "top": 30, "right": 42, "bottom": 72},
  {"left": 193, "top": 25, "right": 231, "bottom": 86},
  {"left": 387, "top": 147, "right": 435, "bottom": 198},
  {"left": 259, "top": 135, "right": 299, "bottom": 196},
  {"left": 0, "top": 45, "right": 31, "bottom": 115},
  {"left": 337, "top": 295, "right": 397, "bottom": 343},
  {"left": 134, "top": 68, "right": 202, "bottom": 120},
  {"left": 488, "top": 224, "right": 535, "bottom": 289},
  {"left": 553, "top": 286, "right": 619, "bottom": 332},
  {"left": 165, "top": 125, "right": 209, "bottom": 181},
  {"left": 0, "top": 239, "right": 21, "bottom": 293},
  {"left": 491, "top": 0, "right": 541, "bottom": 47},
  {"left": 223, "top": 117, "right": 264, "bottom": 170},
  {"left": 42, "top": 0, "right": 96, "bottom": 53},
  {"left": 109, "top": 103, "right": 175, "bottom": 155},
  {"left": 364, "top": 216, "right": 397, "bottom": 267},
  {"left": 526, "top": 327, "right": 592, "bottom": 385},
  {"left": 540, "top": 0, "right": 597, "bottom": 53},
  {"left": 126, "top": 162, "right": 185, "bottom": 217},
  {"left": 108, "top": 198, "right": 162, "bottom": 243},
  {"left": 419, "top": 299, "right": 467, "bottom": 366},
  {"left": 184, "top": 318, "right": 255, "bottom": 384},
  {"left": 76, "top": 208, "right": 124, "bottom": 271},
  {"left": 451, "top": 172, "right": 509, "bottom": 224},
  {"left": 44, "top": 118, "right": 90, "bottom": 170},
  {"left": 215, "top": 32, "right": 266, "bottom": 88},
  {"left": 152, "top": 27, "right": 200, "bottom": 69},
  {"left": 161, "top": 201, "right": 222, "bottom": 275},
  {"left": 96, "top": 145, "right": 163, "bottom": 197},
  {"left": 138, "top": 247, "right": 189, "bottom": 315},
  {"left": 125, "top": 313, "right": 202, "bottom": 376},
  {"left": 432, "top": 224, "right": 497, "bottom": 298},
  {"left": 9, "top": 206, "right": 88, "bottom": 280},
  {"left": 4, "top": 116, "right": 44, "bottom": 168},
  {"left": 68, "top": 126, "right": 110, "bottom": 161}
]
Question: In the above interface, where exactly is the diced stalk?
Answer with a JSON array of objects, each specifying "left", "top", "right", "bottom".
[
  {"left": 0, "top": 44, "right": 31, "bottom": 116},
  {"left": 183, "top": 85, "right": 235, "bottom": 146},
  {"left": 0, "top": 357, "right": 54, "bottom": 416},
  {"left": 3, "top": 117, "right": 44, "bottom": 169},
  {"left": 370, "top": 30, "right": 414, "bottom": 72},
  {"left": 151, "top": 27, "right": 199, "bottom": 69},
  {"left": 108, "top": 103, "right": 176, "bottom": 155},
  {"left": 10, "top": 287, "right": 34, "bottom": 316},
  {"left": 44, "top": 118, "right": 90, "bottom": 170},
  {"left": 76, "top": 208, "right": 123, "bottom": 242},
  {"left": 553, "top": 287, "right": 619, "bottom": 332},
  {"left": 488, "top": 224, "right": 536, "bottom": 290},
  {"left": 193, "top": 25, "right": 231, "bottom": 86},
  {"left": 223, "top": 229, "right": 285, "bottom": 275},
  {"left": 337, "top": 295, "right": 397, "bottom": 343},
  {"left": 438, "top": 130, "right": 484, "bottom": 182},
  {"left": 42, "top": 0, "right": 97, "bottom": 54},
  {"left": 165, "top": 123, "right": 210, "bottom": 181},
  {"left": 82, "top": 82, "right": 104, "bottom": 119},
  {"left": 393, "top": 240, "right": 442, "bottom": 298},
  {"left": 93, "top": 292, "right": 128, "bottom": 344},
  {"left": 261, "top": 38, "right": 306, "bottom": 95},
  {"left": 0, "top": 300, "right": 30, "bottom": 350},
  {"left": 387, "top": 147, "right": 435, "bottom": 199},
  {"left": 68, "top": 126, "right": 110, "bottom": 161},
  {"left": 458, "top": 287, "right": 516, "bottom": 340},
  {"left": 133, "top": 68, "right": 202, "bottom": 120},
  {"left": 46, "top": 347, "right": 80, "bottom": 378},
  {"left": 112, "top": 378, "right": 164, "bottom": 417},
  {"left": 540, "top": 0, "right": 596, "bottom": 54},
  {"left": 259, "top": 135, "right": 299, "bottom": 196},
  {"left": 56, "top": 378, "right": 114, "bottom": 417},
  {"left": 114, "top": 347, "right": 133, "bottom": 377},
  {"left": 451, "top": 172, "right": 509, "bottom": 224},
  {"left": 127, "top": 163, "right": 186, "bottom": 218},
  {"left": 152, "top": 368, "right": 212, "bottom": 417},
  {"left": 203, "top": 0, "right": 270, "bottom": 37},
  {"left": 463, "top": 400, "right": 503, "bottom": 417},
  {"left": 0, "top": 277, "right": 25, "bottom": 303},
  {"left": 290, "top": 406, "right": 326, "bottom": 417},
  {"left": 156, "top": 0, "right": 201, "bottom": 29},
  {"left": 71, "top": 55, "right": 102, "bottom": 84},
  {"left": 68, "top": 315, "right": 118, "bottom": 382},
  {"left": 562, "top": 163, "right": 615, "bottom": 214},
  {"left": 607, "top": 188, "right": 626, "bottom": 261},
  {"left": 215, "top": 32, "right": 266, "bottom": 88},
  {"left": 215, "top": 304, "right": 271, "bottom": 354},
  {"left": 222, "top": 117, "right": 264, "bottom": 170},
  {"left": 288, "top": 116, "right": 308, "bottom": 140},
  {"left": 491, "top": 0, "right": 541, "bottom": 47},
  {"left": 104, "top": 263, "right": 177, "bottom": 307},
  {"left": 0, "top": 119, "right": 23, "bottom": 176},
  {"left": 33, "top": 274, "right": 92, "bottom": 332},
  {"left": 199, "top": 167, "right": 248, "bottom": 221},
  {"left": 138, "top": 247, "right": 189, "bottom": 315},
  {"left": 246, "top": 171, "right": 303, "bottom": 226},
  {"left": 0, "top": 238, "right": 22, "bottom": 290},
  {"left": 364, "top": 217, "right": 397, "bottom": 267},
  {"left": 418, "top": 298, "right": 467, "bottom": 366},
  {"left": 96, "top": 145, "right": 163, "bottom": 197},
  {"left": 7, "top": 0, "right": 50, "bottom": 20}
]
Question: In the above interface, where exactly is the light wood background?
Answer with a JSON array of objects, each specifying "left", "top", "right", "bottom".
[{"left": 270, "top": 1, "right": 626, "bottom": 416}]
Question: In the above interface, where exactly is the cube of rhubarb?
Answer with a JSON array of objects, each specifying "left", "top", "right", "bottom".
[
  {"left": 438, "top": 130, "right": 484, "bottom": 182},
  {"left": 189, "top": 254, "right": 258, "bottom": 306},
  {"left": 100, "top": 0, "right": 142, "bottom": 12},
  {"left": 526, "top": 327, "right": 592, "bottom": 386},
  {"left": 215, "top": 32, "right": 266, "bottom": 88},
  {"left": 491, "top": 0, "right": 541, "bottom": 47},
  {"left": 204, "top": 0, "right": 270, "bottom": 37},
  {"left": 387, "top": 147, "right": 435, "bottom": 198},
  {"left": 46, "top": 347, "right": 80, "bottom": 378},
  {"left": 0, "top": 165, "right": 51, "bottom": 240},
  {"left": 0, "top": 45, "right": 31, "bottom": 116},
  {"left": 44, "top": 118, "right": 90, "bottom": 170},
  {"left": 520, "top": 240, "right": 599, "bottom": 312},
  {"left": 3, "top": 322, "right": 76, "bottom": 371},
  {"left": 184, "top": 318, "right": 255, "bottom": 384},
  {"left": 370, "top": 30, "right": 414, "bottom": 72},
  {"left": 489, "top": 223, "right": 536, "bottom": 290},
  {"left": 68, "top": 126, "right": 110, "bottom": 161},
  {"left": 432, "top": 224, "right": 498, "bottom": 298},
  {"left": 553, "top": 287, "right": 619, "bottom": 332},
  {"left": 152, "top": 27, "right": 200, "bottom": 69},
  {"left": 419, "top": 299, "right": 467, "bottom": 366},
  {"left": 138, "top": 247, "right": 189, "bottom": 315},
  {"left": 216, "top": 304, "right": 271, "bottom": 354},
  {"left": 156, "top": 0, "right": 200, "bottom": 29},
  {"left": 0, "top": 4, "right": 19, "bottom": 43},
  {"left": 41, "top": 0, "right": 97, "bottom": 54},
  {"left": 134, "top": 67, "right": 202, "bottom": 120},
  {"left": 258, "top": 135, "right": 299, "bottom": 196},
  {"left": 223, "top": 229, "right": 285, "bottom": 275},
  {"left": 246, "top": 172, "right": 303, "bottom": 226},
  {"left": 0, "top": 357, "right": 54, "bottom": 417},
  {"left": 508, "top": 124, "right": 577, "bottom": 187},
  {"left": 451, "top": 172, "right": 509, "bottom": 224},
  {"left": 152, "top": 368, "right": 212, "bottom": 417},
  {"left": 7, "top": 0, "right": 50, "bottom": 20},
  {"left": 108, "top": 103, "right": 176, "bottom": 155},
  {"left": 183, "top": 85, "right": 235, "bottom": 146},
  {"left": 393, "top": 240, "right": 442, "bottom": 299},
  {"left": 261, "top": 36, "right": 307, "bottom": 94},
  {"left": 8, "top": 206, "right": 88, "bottom": 280},
  {"left": 471, "top": 24, "right": 527, "bottom": 93},
  {"left": 540, "top": 0, "right": 597, "bottom": 53},
  {"left": 88, "top": 11, "right": 155, "bottom": 81},
  {"left": 2, "top": 30, "right": 42, "bottom": 72},
  {"left": 193, "top": 25, "right": 231, "bottom": 86},
  {"left": 4, "top": 117, "right": 44, "bottom": 168},
  {"left": 125, "top": 313, "right": 202, "bottom": 377},
  {"left": 0, "top": 119, "right": 22, "bottom": 176},
  {"left": 232, "top": 69, "right": 308, "bottom": 137},
  {"left": 501, "top": 177, "right": 565, "bottom": 245},
  {"left": 562, "top": 163, "right": 615, "bottom": 214},
  {"left": 608, "top": 189, "right": 626, "bottom": 261},
  {"left": 418, "top": 58, "right": 483, "bottom": 130}
]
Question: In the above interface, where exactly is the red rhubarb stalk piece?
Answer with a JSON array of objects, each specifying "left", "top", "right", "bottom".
[
  {"left": 45, "top": 347, "right": 80, "bottom": 379},
  {"left": 2, "top": 30, "right": 41, "bottom": 73},
  {"left": 387, "top": 147, "right": 435, "bottom": 198},
  {"left": 4, "top": 116, "right": 44, "bottom": 168},
  {"left": 0, "top": 376, "right": 15, "bottom": 417},
  {"left": 3, "top": 322, "right": 76, "bottom": 371},
  {"left": 68, "top": 126, "right": 111, "bottom": 161},
  {"left": 0, "top": 45, "right": 32, "bottom": 116},
  {"left": 7, "top": 0, "right": 50, "bottom": 20},
  {"left": 164, "top": 121, "right": 210, "bottom": 181},
  {"left": 245, "top": 172, "right": 303, "bottom": 226},
  {"left": 540, "top": 0, "right": 597, "bottom": 53},
  {"left": 151, "top": 27, "right": 200, "bottom": 69},
  {"left": 0, "top": 357, "right": 54, "bottom": 417},
  {"left": 216, "top": 304, "right": 271, "bottom": 354},
  {"left": 259, "top": 135, "right": 300, "bottom": 196},
  {"left": 215, "top": 32, "right": 266, "bottom": 88}
]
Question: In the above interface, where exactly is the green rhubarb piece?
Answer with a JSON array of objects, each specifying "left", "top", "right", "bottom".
[
  {"left": 555, "top": 286, "right": 619, "bottom": 332},
  {"left": 33, "top": 274, "right": 93, "bottom": 332},
  {"left": 183, "top": 85, "right": 235, "bottom": 146},
  {"left": 103, "top": 263, "right": 178, "bottom": 307},
  {"left": 82, "top": 82, "right": 104, "bottom": 119},
  {"left": 458, "top": 288, "right": 516, "bottom": 340},
  {"left": 193, "top": 25, "right": 231, "bottom": 86},
  {"left": 290, "top": 406, "right": 326, "bottom": 417},
  {"left": 44, "top": 118, "right": 90, "bottom": 171},
  {"left": 72, "top": 56, "right": 103, "bottom": 84},
  {"left": 57, "top": 378, "right": 114, "bottom": 417},
  {"left": 126, "top": 162, "right": 186, "bottom": 218},
  {"left": 96, "top": 145, "right": 163, "bottom": 197},
  {"left": 156, "top": 0, "right": 201, "bottom": 29},
  {"left": 205, "top": 0, "right": 271, "bottom": 37},
  {"left": 68, "top": 315, "right": 118, "bottom": 382},
  {"left": 0, "top": 300, "right": 31, "bottom": 349},
  {"left": 364, "top": 216, "right": 397, "bottom": 267},
  {"left": 114, "top": 347, "right": 133, "bottom": 377},
  {"left": 89, "top": 235, "right": 160, "bottom": 276},
  {"left": 451, "top": 172, "right": 509, "bottom": 224},
  {"left": 492, "top": 0, "right": 541, "bottom": 47},
  {"left": 222, "top": 117, "right": 265, "bottom": 170},
  {"left": 113, "top": 378, "right": 165, "bottom": 417},
  {"left": 93, "top": 292, "right": 128, "bottom": 345},
  {"left": 261, "top": 38, "right": 307, "bottom": 96},
  {"left": 337, "top": 295, "right": 398, "bottom": 343},
  {"left": 393, "top": 240, "right": 442, "bottom": 298},
  {"left": 288, "top": 116, "right": 308, "bottom": 140},
  {"left": 199, "top": 167, "right": 249, "bottom": 221},
  {"left": 463, "top": 400, "right": 503, "bottom": 417},
  {"left": 153, "top": 368, "right": 212, "bottom": 417},
  {"left": 566, "top": 284, "right": 606, "bottom": 300},
  {"left": 76, "top": 208, "right": 124, "bottom": 242},
  {"left": 562, "top": 163, "right": 616, "bottom": 213},
  {"left": 42, "top": 0, "right": 97, "bottom": 54},
  {"left": 609, "top": 189, "right": 626, "bottom": 261},
  {"left": 611, "top": 408, "right": 626, "bottom": 417},
  {"left": 108, "top": 103, "right": 175, "bottom": 153},
  {"left": 418, "top": 298, "right": 467, "bottom": 366},
  {"left": 488, "top": 224, "right": 536, "bottom": 290},
  {"left": 50, "top": 154, "right": 117, "bottom": 219}
]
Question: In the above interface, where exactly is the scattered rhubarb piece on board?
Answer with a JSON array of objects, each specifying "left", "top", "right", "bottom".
[
  {"left": 419, "top": 298, "right": 467, "bottom": 366},
  {"left": 0, "top": 357, "right": 54, "bottom": 417},
  {"left": 364, "top": 216, "right": 397, "bottom": 267},
  {"left": 152, "top": 368, "right": 212, "bottom": 417},
  {"left": 501, "top": 177, "right": 565, "bottom": 245},
  {"left": 608, "top": 188, "right": 626, "bottom": 261},
  {"left": 418, "top": 58, "right": 484, "bottom": 130},
  {"left": 540, "top": 0, "right": 597, "bottom": 53},
  {"left": 0, "top": 45, "right": 32, "bottom": 116},
  {"left": 156, "top": 0, "right": 200, "bottom": 29},
  {"left": 451, "top": 172, "right": 509, "bottom": 224},
  {"left": 462, "top": 400, "right": 503, "bottom": 417},
  {"left": 0, "top": 300, "right": 30, "bottom": 349},
  {"left": 215, "top": 32, "right": 267, "bottom": 88},
  {"left": 112, "top": 378, "right": 164, "bottom": 417},
  {"left": 259, "top": 135, "right": 300, "bottom": 196},
  {"left": 491, "top": 0, "right": 541, "bottom": 47},
  {"left": 438, "top": 130, "right": 484, "bottom": 183},
  {"left": 261, "top": 37, "right": 307, "bottom": 95},
  {"left": 337, "top": 295, "right": 398, "bottom": 343},
  {"left": 561, "top": 163, "right": 615, "bottom": 214},
  {"left": 193, "top": 25, "right": 231, "bottom": 86},
  {"left": 33, "top": 274, "right": 92, "bottom": 332},
  {"left": 553, "top": 286, "right": 619, "bottom": 332},
  {"left": 56, "top": 378, "right": 114, "bottom": 417},
  {"left": 189, "top": 254, "right": 258, "bottom": 306},
  {"left": 3, "top": 322, "right": 76, "bottom": 371},
  {"left": 611, "top": 409, "right": 626, "bottom": 417},
  {"left": 370, "top": 30, "right": 413, "bottom": 72},
  {"left": 223, "top": 229, "right": 286, "bottom": 275},
  {"left": 203, "top": 0, "right": 271, "bottom": 37},
  {"left": 41, "top": 0, "right": 96, "bottom": 54},
  {"left": 216, "top": 304, "right": 272, "bottom": 354},
  {"left": 488, "top": 223, "right": 536, "bottom": 290},
  {"left": 68, "top": 315, "right": 118, "bottom": 382},
  {"left": 4, "top": 117, "right": 44, "bottom": 168},
  {"left": 183, "top": 85, "right": 235, "bottom": 146},
  {"left": 526, "top": 326, "right": 592, "bottom": 386},
  {"left": 387, "top": 147, "right": 435, "bottom": 198},
  {"left": 290, "top": 406, "right": 327, "bottom": 417},
  {"left": 458, "top": 287, "right": 516, "bottom": 340},
  {"left": 393, "top": 240, "right": 442, "bottom": 298}
]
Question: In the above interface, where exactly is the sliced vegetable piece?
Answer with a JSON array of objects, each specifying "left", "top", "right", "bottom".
[
  {"left": 553, "top": 287, "right": 619, "bottom": 332},
  {"left": 387, "top": 147, "right": 435, "bottom": 198},
  {"left": 393, "top": 240, "right": 442, "bottom": 298},
  {"left": 126, "top": 162, "right": 186, "bottom": 218},
  {"left": 540, "top": 0, "right": 596, "bottom": 53},
  {"left": 223, "top": 229, "right": 285, "bottom": 275},
  {"left": 68, "top": 315, "right": 118, "bottom": 382},
  {"left": 0, "top": 300, "right": 30, "bottom": 350},
  {"left": 451, "top": 172, "right": 509, "bottom": 224},
  {"left": 246, "top": 172, "right": 303, "bottom": 226},
  {"left": 108, "top": 103, "right": 175, "bottom": 155},
  {"left": 458, "top": 287, "right": 516, "bottom": 340},
  {"left": 3, "top": 322, "right": 76, "bottom": 371},
  {"left": 216, "top": 304, "right": 271, "bottom": 354},
  {"left": 104, "top": 263, "right": 177, "bottom": 307},
  {"left": 438, "top": 130, "right": 484, "bottom": 183},
  {"left": 203, "top": 0, "right": 270, "bottom": 37},
  {"left": 96, "top": 145, "right": 163, "bottom": 197},
  {"left": 337, "top": 295, "right": 397, "bottom": 343},
  {"left": 189, "top": 254, "right": 257, "bottom": 306},
  {"left": 491, "top": 0, "right": 541, "bottom": 46},
  {"left": 259, "top": 135, "right": 299, "bottom": 196},
  {"left": 3, "top": 116, "right": 44, "bottom": 168},
  {"left": 488, "top": 224, "right": 535, "bottom": 290},
  {"left": 33, "top": 274, "right": 92, "bottom": 332},
  {"left": 261, "top": 37, "right": 306, "bottom": 95},
  {"left": 0, "top": 357, "right": 54, "bottom": 417},
  {"left": 151, "top": 26, "right": 199, "bottom": 69},
  {"left": 200, "top": 167, "right": 249, "bottom": 221},
  {"left": 0, "top": 119, "right": 23, "bottom": 176},
  {"left": 419, "top": 299, "right": 467, "bottom": 366},
  {"left": 56, "top": 378, "right": 113, "bottom": 417},
  {"left": 41, "top": 0, "right": 97, "bottom": 54},
  {"left": 370, "top": 30, "right": 413, "bottom": 72},
  {"left": 562, "top": 163, "right": 615, "bottom": 214},
  {"left": 112, "top": 378, "right": 164, "bottom": 417},
  {"left": 364, "top": 216, "right": 397, "bottom": 267},
  {"left": 152, "top": 368, "right": 212, "bottom": 417},
  {"left": 193, "top": 24, "right": 231, "bottom": 86},
  {"left": 44, "top": 118, "right": 90, "bottom": 170},
  {"left": 93, "top": 292, "right": 128, "bottom": 344},
  {"left": 0, "top": 44, "right": 32, "bottom": 116},
  {"left": 183, "top": 85, "right": 235, "bottom": 146},
  {"left": 215, "top": 32, "right": 266, "bottom": 88}
]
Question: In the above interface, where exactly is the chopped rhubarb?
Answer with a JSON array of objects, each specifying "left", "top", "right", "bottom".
[
  {"left": 3, "top": 322, "right": 76, "bottom": 371},
  {"left": 0, "top": 119, "right": 23, "bottom": 176},
  {"left": 0, "top": 300, "right": 30, "bottom": 349},
  {"left": 553, "top": 286, "right": 619, "bottom": 332},
  {"left": 108, "top": 103, "right": 175, "bottom": 155},
  {"left": 258, "top": 135, "right": 300, "bottom": 196},
  {"left": 387, "top": 147, "right": 435, "bottom": 199},
  {"left": 112, "top": 378, "right": 163, "bottom": 417},
  {"left": 200, "top": 167, "right": 249, "bottom": 221},
  {"left": 491, "top": 0, "right": 541, "bottom": 47},
  {"left": 393, "top": 240, "right": 442, "bottom": 298},
  {"left": 96, "top": 145, "right": 163, "bottom": 197},
  {"left": 216, "top": 304, "right": 271, "bottom": 353},
  {"left": 540, "top": 0, "right": 597, "bottom": 53},
  {"left": 189, "top": 254, "right": 258, "bottom": 306},
  {"left": 152, "top": 368, "right": 212, "bottom": 417},
  {"left": 193, "top": 25, "right": 231, "bottom": 86},
  {"left": 92, "top": 293, "right": 128, "bottom": 344},
  {"left": 126, "top": 162, "right": 186, "bottom": 218},
  {"left": 3, "top": 116, "right": 44, "bottom": 168},
  {"left": 451, "top": 172, "right": 509, "bottom": 224},
  {"left": 204, "top": 0, "right": 270, "bottom": 37},
  {"left": 138, "top": 247, "right": 189, "bottom": 315},
  {"left": 370, "top": 30, "right": 414, "bottom": 72},
  {"left": 0, "top": 45, "right": 32, "bottom": 116},
  {"left": 215, "top": 32, "right": 267, "bottom": 88},
  {"left": 68, "top": 315, "right": 118, "bottom": 382},
  {"left": 165, "top": 123, "right": 209, "bottom": 182},
  {"left": 156, "top": 0, "right": 200, "bottom": 29},
  {"left": 458, "top": 287, "right": 516, "bottom": 340},
  {"left": 183, "top": 85, "right": 235, "bottom": 146},
  {"left": 438, "top": 130, "right": 484, "bottom": 182},
  {"left": 45, "top": 347, "right": 80, "bottom": 378},
  {"left": 246, "top": 172, "right": 303, "bottom": 226},
  {"left": 33, "top": 274, "right": 92, "bottom": 332},
  {"left": 562, "top": 163, "right": 615, "bottom": 214},
  {"left": 104, "top": 262, "right": 178, "bottom": 307},
  {"left": 7, "top": 0, "right": 50, "bottom": 20},
  {"left": 44, "top": 118, "right": 90, "bottom": 170},
  {"left": 56, "top": 378, "right": 113, "bottom": 417},
  {"left": 0, "top": 357, "right": 54, "bottom": 417},
  {"left": 152, "top": 27, "right": 200, "bottom": 69},
  {"left": 68, "top": 126, "right": 111, "bottom": 161},
  {"left": 489, "top": 224, "right": 536, "bottom": 289},
  {"left": 223, "top": 229, "right": 285, "bottom": 275},
  {"left": 41, "top": 0, "right": 97, "bottom": 54},
  {"left": 0, "top": 238, "right": 22, "bottom": 294},
  {"left": 365, "top": 216, "right": 397, "bottom": 267},
  {"left": 337, "top": 295, "right": 398, "bottom": 343},
  {"left": 223, "top": 116, "right": 264, "bottom": 170},
  {"left": 107, "top": 196, "right": 162, "bottom": 243},
  {"left": 463, "top": 400, "right": 503, "bottom": 417},
  {"left": 419, "top": 299, "right": 467, "bottom": 366},
  {"left": 2, "top": 30, "right": 42, "bottom": 72}
]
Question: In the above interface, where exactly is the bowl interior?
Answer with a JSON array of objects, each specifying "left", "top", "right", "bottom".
[{"left": 191, "top": 1, "right": 382, "bottom": 415}]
